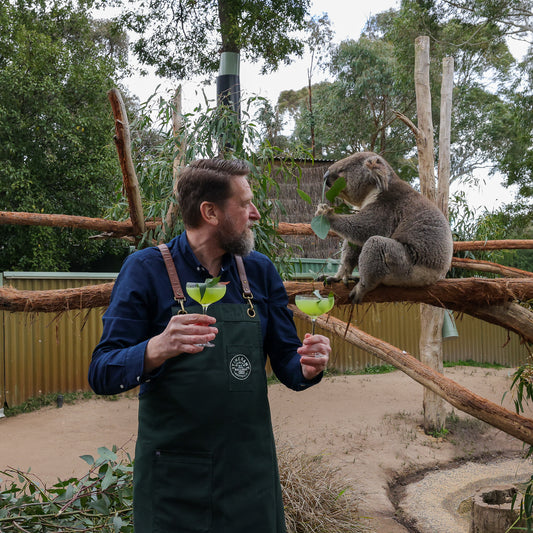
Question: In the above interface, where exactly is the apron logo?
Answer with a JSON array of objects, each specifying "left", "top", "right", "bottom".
[{"left": 229, "top": 354, "right": 252, "bottom": 381}]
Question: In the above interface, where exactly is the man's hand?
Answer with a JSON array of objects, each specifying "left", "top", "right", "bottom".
[
  {"left": 297, "top": 333, "right": 330, "bottom": 380},
  {"left": 144, "top": 313, "right": 218, "bottom": 373}
]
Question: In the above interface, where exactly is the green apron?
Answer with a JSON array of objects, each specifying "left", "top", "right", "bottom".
[{"left": 133, "top": 254, "right": 286, "bottom": 533}]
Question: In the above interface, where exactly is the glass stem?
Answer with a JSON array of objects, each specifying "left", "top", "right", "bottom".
[{"left": 311, "top": 318, "right": 316, "bottom": 335}]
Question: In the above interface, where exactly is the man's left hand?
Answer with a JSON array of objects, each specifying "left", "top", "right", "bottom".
[{"left": 298, "top": 333, "right": 330, "bottom": 380}]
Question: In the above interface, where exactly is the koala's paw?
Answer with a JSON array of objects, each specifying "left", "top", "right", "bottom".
[
  {"left": 349, "top": 283, "right": 365, "bottom": 304},
  {"left": 316, "top": 274, "right": 341, "bottom": 285},
  {"left": 315, "top": 203, "right": 334, "bottom": 218}
]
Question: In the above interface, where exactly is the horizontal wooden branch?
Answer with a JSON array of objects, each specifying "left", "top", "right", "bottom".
[
  {"left": 0, "top": 284, "right": 114, "bottom": 313},
  {"left": 2, "top": 212, "right": 533, "bottom": 253},
  {"left": 451, "top": 257, "right": 533, "bottom": 278},
  {"left": 2, "top": 278, "right": 532, "bottom": 342},
  {"left": 300, "top": 310, "right": 533, "bottom": 446},
  {"left": 285, "top": 278, "right": 533, "bottom": 343},
  {"left": 0, "top": 211, "right": 158, "bottom": 237}
]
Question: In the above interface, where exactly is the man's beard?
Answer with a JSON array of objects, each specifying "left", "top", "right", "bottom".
[{"left": 217, "top": 218, "right": 255, "bottom": 257}]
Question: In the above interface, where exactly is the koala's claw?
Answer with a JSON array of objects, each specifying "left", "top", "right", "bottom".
[
  {"left": 315, "top": 203, "right": 334, "bottom": 218},
  {"left": 315, "top": 274, "right": 338, "bottom": 285}
]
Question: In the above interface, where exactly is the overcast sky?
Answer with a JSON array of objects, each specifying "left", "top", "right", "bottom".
[{"left": 121, "top": 0, "right": 517, "bottom": 212}]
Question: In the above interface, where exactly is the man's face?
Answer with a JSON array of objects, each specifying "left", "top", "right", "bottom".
[{"left": 216, "top": 176, "right": 260, "bottom": 256}]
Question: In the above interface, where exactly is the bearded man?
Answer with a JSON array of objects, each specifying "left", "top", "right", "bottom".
[{"left": 89, "top": 158, "right": 331, "bottom": 533}]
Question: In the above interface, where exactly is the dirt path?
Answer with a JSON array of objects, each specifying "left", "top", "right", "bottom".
[{"left": 1, "top": 366, "right": 531, "bottom": 532}]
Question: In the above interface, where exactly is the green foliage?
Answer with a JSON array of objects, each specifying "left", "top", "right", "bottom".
[
  {"left": 0, "top": 0, "right": 131, "bottom": 271},
  {"left": 361, "top": 364, "right": 397, "bottom": 375},
  {"left": 108, "top": 92, "right": 311, "bottom": 278},
  {"left": 0, "top": 447, "right": 134, "bottom": 532},
  {"left": 4, "top": 391, "right": 95, "bottom": 417},
  {"left": 115, "top": 0, "right": 311, "bottom": 79},
  {"left": 449, "top": 191, "right": 533, "bottom": 276},
  {"left": 443, "top": 359, "right": 508, "bottom": 369}
]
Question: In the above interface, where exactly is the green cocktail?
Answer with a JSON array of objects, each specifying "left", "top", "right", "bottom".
[
  {"left": 295, "top": 291, "right": 335, "bottom": 338},
  {"left": 186, "top": 284, "right": 227, "bottom": 307},
  {"left": 186, "top": 280, "right": 227, "bottom": 347}
]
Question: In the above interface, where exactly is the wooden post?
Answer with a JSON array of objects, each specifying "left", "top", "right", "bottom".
[
  {"left": 438, "top": 57, "right": 454, "bottom": 217},
  {"left": 414, "top": 36, "right": 446, "bottom": 432},
  {"left": 163, "top": 86, "right": 186, "bottom": 238},
  {"left": 107, "top": 88, "right": 145, "bottom": 236}
]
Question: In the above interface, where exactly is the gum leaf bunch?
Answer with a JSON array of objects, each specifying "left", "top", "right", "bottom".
[{"left": 310, "top": 176, "right": 346, "bottom": 240}]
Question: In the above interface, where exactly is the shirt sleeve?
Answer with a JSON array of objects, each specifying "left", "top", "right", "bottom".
[
  {"left": 88, "top": 252, "right": 158, "bottom": 395},
  {"left": 262, "top": 261, "right": 323, "bottom": 391}
]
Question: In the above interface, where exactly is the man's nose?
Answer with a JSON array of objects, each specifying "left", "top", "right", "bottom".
[{"left": 250, "top": 202, "right": 260, "bottom": 220}]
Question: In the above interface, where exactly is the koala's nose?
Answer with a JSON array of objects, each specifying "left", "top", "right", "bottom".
[{"left": 323, "top": 169, "right": 331, "bottom": 187}]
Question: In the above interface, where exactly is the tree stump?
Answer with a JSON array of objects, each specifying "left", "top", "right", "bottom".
[{"left": 471, "top": 485, "right": 525, "bottom": 532}]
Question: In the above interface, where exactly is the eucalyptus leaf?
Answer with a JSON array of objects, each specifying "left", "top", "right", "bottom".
[
  {"left": 326, "top": 176, "right": 346, "bottom": 203},
  {"left": 297, "top": 188, "right": 312, "bottom": 204},
  {"left": 311, "top": 215, "right": 331, "bottom": 240}
]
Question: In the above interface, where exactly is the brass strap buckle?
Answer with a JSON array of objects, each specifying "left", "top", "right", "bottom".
[
  {"left": 175, "top": 297, "right": 188, "bottom": 315},
  {"left": 243, "top": 292, "right": 256, "bottom": 318}
]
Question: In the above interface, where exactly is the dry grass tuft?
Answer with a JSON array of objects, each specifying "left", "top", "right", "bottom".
[{"left": 277, "top": 443, "right": 369, "bottom": 532}]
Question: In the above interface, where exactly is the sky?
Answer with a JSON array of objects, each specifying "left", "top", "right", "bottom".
[{"left": 120, "top": 0, "right": 518, "bottom": 213}]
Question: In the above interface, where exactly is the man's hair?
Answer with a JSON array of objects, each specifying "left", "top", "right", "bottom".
[{"left": 177, "top": 158, "right": 250, "bottom": 228}]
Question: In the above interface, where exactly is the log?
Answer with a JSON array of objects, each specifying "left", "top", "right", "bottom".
[
  {"left": 454, "top": 239, "right": 533, "bottom": 252},
  {"left": 452, "top": 257, "right": 533, "bottom": 278},
  {"left": 2, "top": 278, "right": 532, "bottom": 342},
  {"left": 293, "top": 308, "right": 533, "bottom": 446},
  {"left": 0, "top": 211, "right": 159, "bottom": 236},
  {"left": 0, "top": 211, "right": 136, "bottom": 236},
  {"left": 108, "top": 88, "right": 145, "bottom": 235},
  {"left": 0, "top": 284, "right": 114, "bottom": 313},
  {"left": 2, "top": 210, "right": 533, "bottom": 256},
  {"left": 284, "top": 278, "right": 533, "bottom": 343}
]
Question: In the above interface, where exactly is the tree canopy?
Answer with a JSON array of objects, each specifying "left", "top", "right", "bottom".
[
  {"left": 0, "top": 0, "right": 130, "bottom": 271},
  {"left": 114, "top": 0, "right": 312, "bottom": 80}
]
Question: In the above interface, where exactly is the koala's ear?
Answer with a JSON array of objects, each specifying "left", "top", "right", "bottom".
[{"left": 364, "top": 156, "right": 390, "bottom": 191}]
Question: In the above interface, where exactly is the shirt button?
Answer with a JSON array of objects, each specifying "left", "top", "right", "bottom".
[
  {"left": 120, "top": 384, "right": 125, "bottom": 389},
  {"left": 136, "top": 376, "right": 141, "bottom": 382}
]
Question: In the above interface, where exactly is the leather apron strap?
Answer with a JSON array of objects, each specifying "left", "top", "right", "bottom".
[{"left": 157, "top": 243, "right": 256, "bottom": 317}]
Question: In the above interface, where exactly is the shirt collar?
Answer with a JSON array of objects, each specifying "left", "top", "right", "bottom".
[{"left": 177, "top": 231, "right": 234, "bottom": 276}]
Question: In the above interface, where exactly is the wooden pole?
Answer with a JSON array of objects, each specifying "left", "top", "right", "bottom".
[
  {"left": 163, "top": 85, "right": 186, "bottom": 238},
  {"left": 107, "top": 88, "right": 145, "bottom": 236},
  {"left": 437, "top": 56, "right": 454, "bottom": 217},
  {"left": 414, "top": 36, "right": 445, "bottom": 431}
]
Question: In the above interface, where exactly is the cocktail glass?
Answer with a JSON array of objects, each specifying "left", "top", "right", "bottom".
[
  {"left": 186, "top": 281, "right": 227, "bottom": 347},
  {"left": 295, "top": 291, "right": 335, "bottom": 358}
]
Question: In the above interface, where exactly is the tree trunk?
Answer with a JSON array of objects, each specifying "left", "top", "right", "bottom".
[
  {"left": 163, "top": 86, "right": 185, "bottom": 239},
  {"left": 437, "top": 57, "right": 454, "bottom": 217},
  {"left": 414, "top": 35, "right": 445, "bottom": 432},
  {"left": 107, "top": 89, "right": 145, "bottom": 236}
]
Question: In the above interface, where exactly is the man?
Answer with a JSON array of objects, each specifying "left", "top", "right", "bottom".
[{"left": 89, "top": 158, "right": 331, "bottom": 533}]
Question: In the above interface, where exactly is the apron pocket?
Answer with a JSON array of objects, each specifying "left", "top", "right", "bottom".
[{"left": 152, "top": 450, "right": 213, "bottom": 533}]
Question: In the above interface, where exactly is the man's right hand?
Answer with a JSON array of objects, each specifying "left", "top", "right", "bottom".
[{"left": 144, "top": 313, "right": 218, "bottom": 373}]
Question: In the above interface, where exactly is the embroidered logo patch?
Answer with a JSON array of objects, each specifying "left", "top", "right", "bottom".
[{"left": 229, "top": 354, "right": 252, "bottom": 381}]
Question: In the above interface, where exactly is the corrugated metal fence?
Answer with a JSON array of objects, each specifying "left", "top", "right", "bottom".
[
  {"left": 1, "top": 272, "right": 530, "bottom": 408},
  {"left": 1, "top": 272, "right": 116, "bottom": 408}
]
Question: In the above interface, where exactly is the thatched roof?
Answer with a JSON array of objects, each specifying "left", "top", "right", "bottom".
[{"left": 271, "top": 160, "right": 341, "bottom": 260}]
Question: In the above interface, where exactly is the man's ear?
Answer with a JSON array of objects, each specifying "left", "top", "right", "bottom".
[{"left": 199, "top": 201, "right": 219, "bottom": 226}]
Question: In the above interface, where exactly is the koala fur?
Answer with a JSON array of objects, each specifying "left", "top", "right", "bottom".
[{"left": 316, "top": 151, "right": 453, "bottom": 303}]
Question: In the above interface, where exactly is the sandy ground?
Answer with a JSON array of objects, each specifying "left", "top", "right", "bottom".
[{"left": 1, "top": 366, "right": 532, "bottom": 532}]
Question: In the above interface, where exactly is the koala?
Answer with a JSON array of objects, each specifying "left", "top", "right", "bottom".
[{"left": 316, "top": 151, "right": 453, "bottom": 303}]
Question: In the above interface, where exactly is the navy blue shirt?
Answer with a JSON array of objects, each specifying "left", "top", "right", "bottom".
[{"left": 88, "top": 232, "right": 322, "bottom": 395}]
